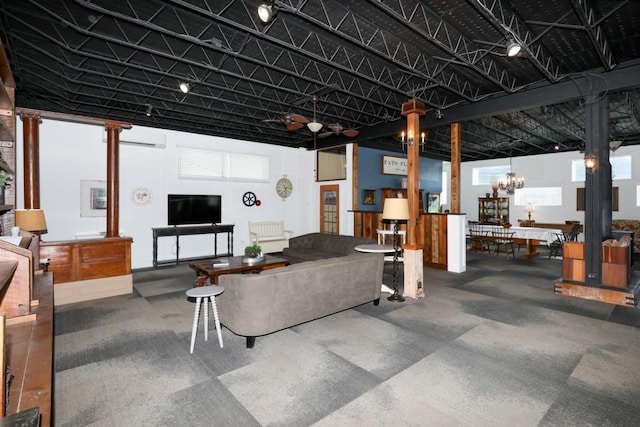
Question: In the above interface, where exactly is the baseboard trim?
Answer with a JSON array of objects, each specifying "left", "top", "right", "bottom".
[{"left": 54, "top": 274, "right": 133, "bottom": 306}]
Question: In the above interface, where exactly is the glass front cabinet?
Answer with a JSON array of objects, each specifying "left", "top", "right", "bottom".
[{"left": 478, "top": 197, "right": 510, "bottom": 224}]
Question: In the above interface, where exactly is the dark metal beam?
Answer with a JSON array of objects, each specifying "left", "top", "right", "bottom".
[{"left": 356, "top": 60, "right": 640, "bottom": 142}]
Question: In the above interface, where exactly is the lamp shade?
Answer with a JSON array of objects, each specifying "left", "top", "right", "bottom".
[
  {"left": 307, "top": 121, "right": 323, "bottom": 133},
  {"left": 524, "top": 203, "right": 534, "bottom": 214},
  {"left": 382, "top": 198, "right": 410, "bottom": 221},
  {"left": 15, "top": 209, "right": 47, "bottom": 232}
]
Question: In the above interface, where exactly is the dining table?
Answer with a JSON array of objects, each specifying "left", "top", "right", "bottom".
[{"left": 468, "top": 224, "right": 564, "bottom": 259}]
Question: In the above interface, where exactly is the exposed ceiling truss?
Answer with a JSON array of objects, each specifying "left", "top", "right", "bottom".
[{"left": 0, "top": 0, "right": 639, "bottom": 161}]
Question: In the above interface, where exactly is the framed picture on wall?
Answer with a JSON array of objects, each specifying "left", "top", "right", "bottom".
[
  {"left": 576, "top": 187, "right": 618, "bottom": 211},
  {"left": 362, "top": 189, "right": 376, "bottom": 205},
  {"left": 81, "top": 180, "right": 107, "bottom": 217},
  {"left": 427, "top": 193, "right": 440, "bottom": 213},
  {"left": 381, "top": 155, "right": 407, "bottom": 175}
]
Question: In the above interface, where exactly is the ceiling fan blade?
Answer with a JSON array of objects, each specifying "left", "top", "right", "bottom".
[
  {"left": 343, "top": 129, "right": 359, "bottom": 137},
  {"left": 287, "top": 122, "right": 304, "bottom": 131},
  {"left": 262, "top": 118, "right": 284, "bottom": 123},
  {"left": 290, "top": 114, "right": 310, "bottom": 124},
  {"left": 318, "top": 131, "right": 334, "bottom": 138}
]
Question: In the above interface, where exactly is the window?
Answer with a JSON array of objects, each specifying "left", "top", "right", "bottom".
[
  {"left": 178, "top": 147, "right": 269, "bottom": 182},
  {"left": 514, "top": 187, "right": 562, "bottom": 206},
  {"left": 571, "top": 155, "right": 632, "bottom": 181},
  {"left": 440, "top": 170, "right": 448, "bottom": 206},
  {"left": 472, "top": 165, "right": 509, "bottom": 185}
]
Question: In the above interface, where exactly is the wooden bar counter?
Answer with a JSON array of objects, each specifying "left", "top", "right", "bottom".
[{"left": 353, "top": 210, "right": 451, "bottom": 270}]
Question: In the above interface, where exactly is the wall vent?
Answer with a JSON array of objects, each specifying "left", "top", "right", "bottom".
[{"left": 102, "top": 130, "right": 166, "bottom": 148}]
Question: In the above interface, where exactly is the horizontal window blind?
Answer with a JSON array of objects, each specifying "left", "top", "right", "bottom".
[{"left": 179, "top": 147, "right": 269, "bottom": 182}]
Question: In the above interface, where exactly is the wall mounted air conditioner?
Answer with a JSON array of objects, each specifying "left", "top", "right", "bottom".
[{"left": 102, "top": 130, "right": 166, "bottom": 148}]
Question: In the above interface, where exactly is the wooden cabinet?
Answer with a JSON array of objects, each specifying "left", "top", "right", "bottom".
[
  {"left": 602, "top": 245, "right": 630, "bottom": 288},
  {"left": 478, "top": 197, "right": 509, "bottom": 224}
]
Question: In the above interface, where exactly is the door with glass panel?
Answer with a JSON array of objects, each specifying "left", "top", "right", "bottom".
[{"left": 320, "top": 185, "right": 339, "bottom": 234}]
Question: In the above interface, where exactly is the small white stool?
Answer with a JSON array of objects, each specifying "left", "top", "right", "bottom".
[{"left": 186, "top": 285, "right": 225, "bottom": 353}]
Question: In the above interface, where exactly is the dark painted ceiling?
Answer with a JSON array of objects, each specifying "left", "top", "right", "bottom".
[{"left": 1, "top": 0, "right": 640, "bottom": 161}]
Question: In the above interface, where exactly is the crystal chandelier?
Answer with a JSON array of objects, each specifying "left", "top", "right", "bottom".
[{"left": 498, "top": 158, "right": 524, "bottom": 195}]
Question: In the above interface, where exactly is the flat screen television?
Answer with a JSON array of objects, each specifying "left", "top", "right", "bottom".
[{"left": 168, "top": 194, "right": 221, "bottom": 225}]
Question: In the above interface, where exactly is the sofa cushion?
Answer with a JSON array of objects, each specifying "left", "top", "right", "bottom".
[{"left": 283, "top": 233, "right": 375, "bottom": 263}]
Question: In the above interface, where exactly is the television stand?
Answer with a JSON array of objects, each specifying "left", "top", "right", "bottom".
[{"left": 152, "top": 224, "right": 234, "bottom": 268}]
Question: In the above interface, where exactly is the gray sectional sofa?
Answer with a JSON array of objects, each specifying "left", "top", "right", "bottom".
[
  {"left": 282, "top": 232, "right": 375, "bottom": 263},
  {"left": 217, "top": 252, "right": 384, "bottom": 348}
]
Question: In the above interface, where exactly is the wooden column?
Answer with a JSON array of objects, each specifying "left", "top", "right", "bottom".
[
  {"left": 401, "top": 100, "right": 425, "bottom": 300},
  {"left": 20, "top": 112, "right": 41, "bottom": 209},
  {"left": 401, "top": 100, "right": 426, "bottom": 244},
  {"left": 450, "top": 123, "right": 461, "bottom": 213},
  {"left": 105, "top": 121, "right": 121, "bottom": 238}
]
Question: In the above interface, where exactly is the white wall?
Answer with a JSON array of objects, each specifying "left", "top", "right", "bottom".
[
  {"left": 16, "top": 119, "right": 319, "bottom": 269},
  {"left": 460, "top": 146, "right": 639, "bottom": 224},
  {"left": 15, "top": 116, "right": 637, "bottom": 269}
]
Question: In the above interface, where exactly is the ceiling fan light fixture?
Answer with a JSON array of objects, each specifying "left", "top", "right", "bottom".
[
  {"left": 179, "top": 82, "right": 190, "bottom": 93},
  {"left": 258, "top": 3, "right": 275, "bottom": 23},
  {"left": 307, "top": 121, "right": 323, "bottom": 133},
  {"left": 506, "top": 40, "right": 522, "bottom": 57}
]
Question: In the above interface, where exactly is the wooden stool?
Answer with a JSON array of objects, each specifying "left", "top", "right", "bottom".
[{"left": 186, "top": 285, "right": 224, "bottom": 353}]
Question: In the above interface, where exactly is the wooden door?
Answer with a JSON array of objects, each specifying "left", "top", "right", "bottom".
[{"left": 320, "top": 185, "right": 339, "bottom": 234}]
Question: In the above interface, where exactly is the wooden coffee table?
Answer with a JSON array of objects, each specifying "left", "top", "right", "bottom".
[{"left": 189, "top": 255, "right": 289, "bottom": 284}]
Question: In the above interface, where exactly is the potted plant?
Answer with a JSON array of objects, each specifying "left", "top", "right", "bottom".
[
  {"left": 242, "top": 244, "right": 264, "bottom": 264},
  {"left": 244, "top": 244, "right": 262, "bottom": 257},
  {"left": 0, "top": 170, "right": 12, "bottom": 205}
]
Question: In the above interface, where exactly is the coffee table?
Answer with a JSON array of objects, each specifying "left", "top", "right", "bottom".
[{"left": 189, "top": 255, "right": 289, "bottom": 284}]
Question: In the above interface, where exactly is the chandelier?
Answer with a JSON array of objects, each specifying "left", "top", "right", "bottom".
[
  {"left": 499, "top": 172, "right": 524, "bottom": 194},
  {"left": 498, "top": 158, "right": 524, "bottom": 195}
]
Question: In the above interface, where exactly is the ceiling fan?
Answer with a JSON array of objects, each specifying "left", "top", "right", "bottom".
[
  {"left": 262, "top": 96, "right": 359, "bottom": 138},
  {"left": 318, "top": 123, "right": 359, "bottom": 138},
  {"left": 262, "top": 113, "right": 310, "bottom": 131}
]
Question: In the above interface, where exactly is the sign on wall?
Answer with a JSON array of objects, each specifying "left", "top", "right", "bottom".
[{"left": 381, "top": 155, "right": 407, "bottom": 175}]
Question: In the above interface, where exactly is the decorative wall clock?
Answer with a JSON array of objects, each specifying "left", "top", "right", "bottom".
[{"left": 276, "top": 177, "right": 293, "bottom": 199}]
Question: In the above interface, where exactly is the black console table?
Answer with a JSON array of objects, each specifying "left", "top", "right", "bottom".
[{"left": 152, "top": 224, "right": 234, "bottom": 268}]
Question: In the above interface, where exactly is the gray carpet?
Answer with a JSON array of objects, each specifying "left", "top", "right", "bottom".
[{"left": 54, "top": 251, "right": 640, "bottom": 426}]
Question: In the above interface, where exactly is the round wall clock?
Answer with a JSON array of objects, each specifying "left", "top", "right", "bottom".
[
  {"left": 276, "top": 177, "right": 293, "bottom": 199},
  {"left": 131, "top": 187, "right": 152, "bottom": 205}
]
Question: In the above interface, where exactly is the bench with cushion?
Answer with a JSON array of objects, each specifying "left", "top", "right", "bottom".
[{"left": 248, "top": 220, "right": 293, "bottom": 253}]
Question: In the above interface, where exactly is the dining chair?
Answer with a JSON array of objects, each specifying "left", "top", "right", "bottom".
[
  {"left": 491, "top": 229, "right": 516, "bottom": 258},
  {"left": 548, "top": 232, "right": 566, "bottom": 259},
  {"left": 468, "top": 222, "right": 491, "bottom": 254}
]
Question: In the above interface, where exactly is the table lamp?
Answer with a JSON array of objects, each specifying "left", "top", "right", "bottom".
[
  {"left": 524, "top": 203, "right": 534, "bottom": 221},
  {"left": 382, "top": 198, "right": 410, "bottom": 302},
  {"left": 15, "top": 209, "right": 47, "bottom": 234}
]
